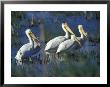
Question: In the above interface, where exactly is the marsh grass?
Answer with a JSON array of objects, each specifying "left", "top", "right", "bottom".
[
  {"left": 11, "top": 11, "right": 100, "bottom": 77},
  {"left": 11, "top": 48, "right": 100, "bottom": 77}
]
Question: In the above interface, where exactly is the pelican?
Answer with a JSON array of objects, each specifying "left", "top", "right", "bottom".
[
  {"left": 56, "top": 25, "right": 87, "bottom": 54},
  {"left": 45, "top": 22, "right": 75, "bottom": 52},
  {"left": 15, "top": 29, "right": 40, "bottom": 65},
  {"left": 44, "top": 22, "right": 77, "bottom": 60}
]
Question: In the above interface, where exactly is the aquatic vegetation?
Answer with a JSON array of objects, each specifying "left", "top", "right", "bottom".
[
  {"left": 11, "top": 48, "right": 100, "bottom": 77},
  {"left": 89, "top": 33, "right": 100, "bottom": 43},
  {"left": 11, "top": 11, "right": 100, "bottom": 77},
  {"left": 11, "top": 11, "right": 25, "bottom": 30},
  {"left": 11, "top": 30, "right": 22, "bottom": 48},
  {"left": 50, "top": 11, "right": 100, "bottom": 20}
]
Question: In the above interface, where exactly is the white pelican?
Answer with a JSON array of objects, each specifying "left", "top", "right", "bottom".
[
  {"left": 45, "top": 22, "right": 75, "bottom": 52},
  {"left": 44, "top": 22, "right": 77, "bottom": 60},
  {"left": 15, "top": 29, "right": 40, "bottom": 65},
  {"left": 56, "top": 25, "right": 87, "bottom": 54}
]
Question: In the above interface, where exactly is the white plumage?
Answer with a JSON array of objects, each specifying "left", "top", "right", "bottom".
[
  {"left": 56, "top": 35, "right": 78, "bottom": 53},
  {"left": 44, "top": 23, "right": 75, "bottom": 61},
  {"left": 45, "top": 23, "right": 74, "bottom": 52},
  {"left": 15, "top": 29, "right": 40, "bottom": 65},
  {"left": 56, "top": 25, "right": 88, "bottom": 53}
]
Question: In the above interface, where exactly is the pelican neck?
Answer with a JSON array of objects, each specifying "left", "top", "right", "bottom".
[{"left": 26, "top": 33, "right": 34, "bottom": 46}]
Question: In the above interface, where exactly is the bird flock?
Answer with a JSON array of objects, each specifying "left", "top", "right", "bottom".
[{"left": 15, "top": 22, "right": 88, "bottom": 66}]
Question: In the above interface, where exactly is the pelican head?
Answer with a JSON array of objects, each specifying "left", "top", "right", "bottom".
[
  {"left": 26, "top": 29, "right": 40, "bottom": 46},
  {"left": 26, "top": 29, "right": 37, "bottom": 40},
  {"left": 78, "top": 25, "right": 88, "bottom": 38},
  {"left": 62, "top": 22, "right": 75, "bottom": 35}
]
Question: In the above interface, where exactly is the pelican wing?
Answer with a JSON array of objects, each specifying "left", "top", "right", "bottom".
[
  {"left": 45, "top": 36, "right": 67, "bottom": 51},
  {"left": 15, "top": 43, "right": 32, "bottom": 60},
  {"left": 57, "top": 39, "right": 74, "bottom": 53},
  {"left": 57, "top": 39, "right": 79, "bottom": 53}
]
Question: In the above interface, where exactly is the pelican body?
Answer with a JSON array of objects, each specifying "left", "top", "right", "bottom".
[
  {"left": 56, "top": 35, "right": 79, "bottom": 53},
  {"left": 56, "top": 25, "right": 88, "bottom": 53},
  {"left": 45, "top": 23, "right": 74, "bottom": 53},
  {"left": 15, "top": 29, "right": 40, "bottom": 65}
]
